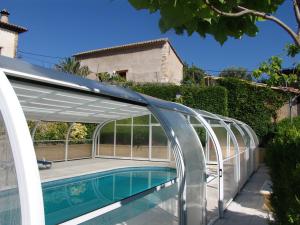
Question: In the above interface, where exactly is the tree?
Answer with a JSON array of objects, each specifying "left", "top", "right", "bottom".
[
  {"left": 253, "top": 56, "right": 299, "bottom": 88},
  {"left": 253, "top": 56, "right": 299, "bottom": 122},
  {"left": 70, "top": 123, "right": 88, "bottom": 140},
  {"left": 55, "top": 57, "right": 90, "bottom": 77},
  {"left": 182, "top": 63, "right": 206, "bottom": 85},
  {"left": 128, "top": 0, "right": 300, "bottom": 48},
  {"left": 219, "top": 67, "right": 252, "bottom": 81}
]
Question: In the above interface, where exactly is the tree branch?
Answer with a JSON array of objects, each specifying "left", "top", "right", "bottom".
[
  {"left": 293, "top": 0, "right": 300, "bottom": 34},
  {"left": 205, "top": 0, "right": 300, "bottom": 47},
  {"left": 238, "top": 6, "right": 299, "bottom": 46},
  {"left": 205, "top": 0, "right": 251, "bottom": 17}
]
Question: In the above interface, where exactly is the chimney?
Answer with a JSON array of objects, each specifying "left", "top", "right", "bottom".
[{"left": 0, "top": 9, "right": 10, "bottom": 23}]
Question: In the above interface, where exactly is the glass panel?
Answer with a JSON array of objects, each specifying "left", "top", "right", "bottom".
[
  {"left": 133, "top": 115, "right": 149, "bottom": 125},
  {"left": 68, "top": 139, "right": 92, "bottom": 159},
  {"left": 151, "top": 108, "right": 206, "bottom": 225},
  {"left": 115, "top": 126, "right": 131, "bottom": 158},
  {"left": 151, "top": 115, "right": 158, "bottom": 124},
  {"left": 132, "top": 126, "right": 149, "bottom": 159},
  {"left": 207, "top": 137, "right": 217, "bottom": 162},
  {"left": 33, "top": 121, "right": 68, "bottom": 161},
  {"left": 193, "top": 126, "right": 206, "bottom": 147},
  {"left": 212, "top": 127, "right": 230, "bottom": 158},
  {"left": 68, "top": 123, "right": 94, "bottom": 160},
  {"left": 239, "top": 151, "right": 247, "bottom": 187},
  {"left": 151, "top": 126, "right": 168, "bottom": 160},
  {"left": 231, "top": 126, "right": 246, "bottom": 151},
  {"left": 35, "top": 140, "right": 65, "bottom": 161},
  {"left": 206, "top": 170, "right": 219, "bottom": 223},
  {"left": 99, "top": 122, "right": 115, "bottom": 157},
  {"left": 223, "top": 156, "right": 238, "bottom": 205},
  {"left": 239, "top": 126, "right": 252, "bottom": 175},
  {"left": 80, "top": 184, "right": 178, "bottom": 225},
  {"left": 116, "top": 118, "right": 131, "bottom": 125},
  {"left": 0, "top": 112, "right": 21, "bottom": 224},
  {"left": 190, "top": 116, "right": 201, "bottom": 125}
]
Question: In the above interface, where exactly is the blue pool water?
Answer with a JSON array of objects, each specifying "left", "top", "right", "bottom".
[{"left": 42, "top": 167, "right": 176, "bottom": 225}]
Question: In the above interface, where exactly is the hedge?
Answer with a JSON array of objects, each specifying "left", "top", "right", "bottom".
[
  {"left": 217, "top": 78, "right": 288, "bottom": 143},
  {"left": 266, "top": 117, "right": 300, "bottom": 225},
  {"left": 180, "top": 85, "right": 228, "bottom": 116},
  {"left": 131, "top": 83, "right": 228, "bottom": 116}
]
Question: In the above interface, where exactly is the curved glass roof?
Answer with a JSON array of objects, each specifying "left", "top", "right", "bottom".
[{"left": 0, "top": 55, "right": 259, "bottom": 225}]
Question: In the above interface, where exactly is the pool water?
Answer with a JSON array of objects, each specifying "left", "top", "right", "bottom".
[{"left": 42, "top": 167, "right": 176, "bottom": 225}]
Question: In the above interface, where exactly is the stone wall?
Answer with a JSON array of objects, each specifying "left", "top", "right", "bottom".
[
  {"left": 276, "top": 101, "right": 300, "bottom": 121},
  {"left": 76, "top": 42, "right": 183, "bottom": 84},
  {"left": 164, "top": 42, "right": 183, "bottom": 84},
  {"left": 0, "top": 28, "right": 18, "bottom": 58}
]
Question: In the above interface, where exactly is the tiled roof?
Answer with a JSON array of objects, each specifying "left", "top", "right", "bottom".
[
  {"left": 73, "top": 38, "right": 183, "bottom": 64},
  {"left": 0, "top": 21, "right": 27, "bottom": 33}
]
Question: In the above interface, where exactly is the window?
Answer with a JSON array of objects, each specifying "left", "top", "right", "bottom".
[{"left": 116, "top": 70, "right": 128, "bottom": 79}]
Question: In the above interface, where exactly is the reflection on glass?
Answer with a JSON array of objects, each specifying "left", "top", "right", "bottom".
[
  {"left": 115, "top": 126, "right": 131, "bottom": 157},
  {"left": 132, "top": 126, "right": 149, "bottom": 159},
  {"left": 151, "top": 126, "right": 169, "bottom": 160},
  {"left": 43, "top": 168, "right": 176, "bottom": 225},
  {"left": 99, "top": 122, "right": 114, "bottom": 156}
]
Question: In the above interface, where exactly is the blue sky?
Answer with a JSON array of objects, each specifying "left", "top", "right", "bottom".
[{"left": 1, "top": 0, "right": 299, "bottom": 74}]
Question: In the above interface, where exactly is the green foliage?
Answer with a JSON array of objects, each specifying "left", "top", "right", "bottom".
[
  {"left": 33, "top": 122, "right": 96, "bottom": 142},
  {"left": 286, "top": 43, "right": 300, "bottom": 57},
  {"left": 180, "top": 85, "right": 228, "bottom": 115},
  {"left": 219, "top": 67, "right": 252, "bottom": 81},
  {"left": 132, "top": 83, "right": 228, "bottom": 115},
  {"left": 182, "top": 63, "right": 206, "bottom": 85},
  {"left": 55, "top": 57, "right": 90, "bottom": 77},
  {"left": 97, "top": 72, "right": 127, "bottom": 83},
  {"left": 266, "top": 117, "right": 300, "bottom": 225},
  {"left": 217, "top": 78, "right": 288, "bottom": 142},
  {"left": 70, "top": 123, "right": 88, "bottom": 140},
  {"left": 128, "top": 0, "right": 284, "bottom": 45},
  {"left": 253, "top": 56, "right": 298, "bottom": 88},
  {"left": 34, "top": 122, "right": 69, "bottom": 140},
  {"left": 132, "top": 83, "right": 180, "bottom": 102}
]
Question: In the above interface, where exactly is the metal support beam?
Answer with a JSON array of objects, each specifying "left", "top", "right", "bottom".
[
  {"left": 65, "top": 122, "right": 75, "bottom": 161},
  {"left": 31, "top": 121, "right": 41, "bottom": 141}
]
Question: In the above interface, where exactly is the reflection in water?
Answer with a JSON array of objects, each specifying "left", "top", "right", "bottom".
[{"left": 43, "top": 167, "right": 176, "bottom": 225}]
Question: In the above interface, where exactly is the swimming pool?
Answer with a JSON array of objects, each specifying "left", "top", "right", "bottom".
[{"left": 42, "top": 167, "right": 177, "bottom": 225}]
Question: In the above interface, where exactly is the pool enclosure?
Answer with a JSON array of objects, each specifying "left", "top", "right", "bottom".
[{"left": 0, "top": 55, "right": 259, "bottom": 225}]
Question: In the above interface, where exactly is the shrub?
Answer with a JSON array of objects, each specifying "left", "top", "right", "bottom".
[
  {"left": 267, "top": 117, "right": 300, "bottom": 225},
  {"left": 131, "top": 83, "right": 180, "bottom": 102},
  {"left": 180, "top": 85, "right": 228, "bottom": 115},
  {"left": 217, "top": 78, "right": 288, "bottom": 143},
  {"left": 131, "top": 83, "right": 228, "bottom": 115}
]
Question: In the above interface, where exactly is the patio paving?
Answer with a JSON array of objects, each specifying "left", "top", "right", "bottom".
[
  {"left": 214, "top": 166, "right": 270, "bottom": 225},
  {"left": 39, "top": 158, "right": 174, "bottom": 182}
]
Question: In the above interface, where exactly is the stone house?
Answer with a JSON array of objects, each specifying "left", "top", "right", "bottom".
[
  {"left": 73, "top": 38, "right": 183, "bottom": 84},
  {"left": 0, "top": 9, "right": 27, "bottom": 58}
]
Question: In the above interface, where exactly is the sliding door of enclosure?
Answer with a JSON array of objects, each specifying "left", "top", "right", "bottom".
[{"left": 0, "top": 72, "right": 44, "bottom": 225}]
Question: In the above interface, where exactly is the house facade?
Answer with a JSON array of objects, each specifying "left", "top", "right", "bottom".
[
  {"left": 74, "top": 38, "right": 183, "bottom": 84},
  {"left": 0, "top": 9, "right": 27, "bottom": 58}
]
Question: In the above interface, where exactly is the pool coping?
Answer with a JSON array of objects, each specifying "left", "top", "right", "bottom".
[{"left": 41, "top": 165, "right": 175, "bottom": 183}]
